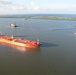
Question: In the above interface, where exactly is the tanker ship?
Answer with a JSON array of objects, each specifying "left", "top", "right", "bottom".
[{"left": 0, "top": 35, "right": 41, "bottom": 48}]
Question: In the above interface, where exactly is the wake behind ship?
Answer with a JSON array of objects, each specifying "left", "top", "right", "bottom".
[{"left": 0, "top": 35, "right": 41, "bottom": 48}]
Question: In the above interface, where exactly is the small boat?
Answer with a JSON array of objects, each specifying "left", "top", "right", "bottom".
[
  {"left": 0, "top": 35, "right": 41, "bottom": 48},
  {"left": 74, "top": 33, "right": 76, "bottom": 35},
  {"left": 10, "top": 23, "right": 18, "bottom": 27}
]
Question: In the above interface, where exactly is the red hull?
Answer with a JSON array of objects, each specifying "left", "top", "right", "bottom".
[{"left": 0, "top": 35, "right": 41, "bottom": 48}]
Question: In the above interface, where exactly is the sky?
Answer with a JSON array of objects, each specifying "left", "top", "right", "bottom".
[{"left": 0, "top": 0, "right": 76, "bottom": 14}]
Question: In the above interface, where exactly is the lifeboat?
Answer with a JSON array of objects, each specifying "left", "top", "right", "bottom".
[{"left": 0, "top": 35, "right": 41, "bottom": 48}]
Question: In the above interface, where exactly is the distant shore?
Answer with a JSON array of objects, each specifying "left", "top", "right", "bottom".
[
  {"left": 29, "top": 16, "right": 76, "bottom": 21},
  {"left": 0, "top": 15, "right": 76, "bottom": 21}
]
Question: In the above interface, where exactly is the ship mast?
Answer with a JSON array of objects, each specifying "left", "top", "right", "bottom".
[{"left": 11, "top": 35, "right": 14, "bottom": 38}]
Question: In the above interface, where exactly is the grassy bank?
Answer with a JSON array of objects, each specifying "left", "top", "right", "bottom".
[{"left": 0, "top": 15, "right": 76, "bottom": 21}]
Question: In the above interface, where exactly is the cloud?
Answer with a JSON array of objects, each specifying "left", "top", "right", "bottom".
[
  {"left": 28, "top": 4, "right": 76, "bottom": 14},
  {"left": 30, "top": 1, "right": 39, "bottom": 11},
  {"left": 0, "top": 3, "right": 27, "bottom": 14},
  {"left": 0, "top": 1, "right": 76, "bottom": 14},
  {"left": 0, "top": 6, "right": 27, "bottom": 14},
  {"left": 30, "top": 1, "right": 34, "bottom": 7},
  {"left": 0, "top": 0, "right": 12, "bottom": 5},
  {"left": 12, "top": 4, "right": 26, "bottom": 10}
]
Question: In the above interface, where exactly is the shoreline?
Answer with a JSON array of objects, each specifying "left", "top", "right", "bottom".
[{"left": 0, "top": 16, "right": 76, "bottom": 21}]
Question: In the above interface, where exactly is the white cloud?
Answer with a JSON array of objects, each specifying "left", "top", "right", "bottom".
[
  {"left": 30, "top": 1, "right": 34, "bottom": 7},
  {"left": 11, "top": 4, "right": 26, "bottom": 10},
  {"left": 0, "top": 0, "right": 12, "bottom": 5},
  {"left": 31, "top": 4, "right": 76, "bottom": 14},
  {"left": 0, "top": 1, "right": 76, "bottom": 14},
  {"left": 30, "top": 1, "right": 39, "bottom": 11},
  {"left": 0, "top": 4, "right": 27, "bottom": 14}
]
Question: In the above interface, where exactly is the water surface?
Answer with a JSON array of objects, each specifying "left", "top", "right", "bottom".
[{"left": 0, "top": 17, "right": 76, "bottom": 75}]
